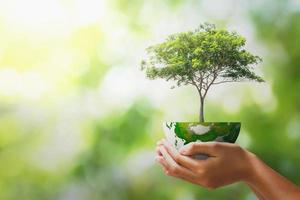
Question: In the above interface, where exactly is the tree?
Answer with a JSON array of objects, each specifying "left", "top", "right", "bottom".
[{"left": 141, "top": 23, "right": 264, "bottom": 122}]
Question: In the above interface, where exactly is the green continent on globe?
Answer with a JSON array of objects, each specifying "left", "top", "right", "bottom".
[{"left": 173, "top": 122, "right": 240, "bottom": 144}]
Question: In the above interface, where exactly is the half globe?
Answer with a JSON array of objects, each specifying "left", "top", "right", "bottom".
[{"left": 163, "top": 122, "right": 241, "bottom": 150}]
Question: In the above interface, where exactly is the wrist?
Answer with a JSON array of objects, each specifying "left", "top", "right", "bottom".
[
  {"left": 241, "top": 150, "right": 300, "bottom": 200},
  {"left": 242, "top": 150, "right": 260, "bottom": 185}
]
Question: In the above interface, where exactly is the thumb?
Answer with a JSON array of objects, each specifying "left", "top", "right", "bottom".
[{"left": 179, "top": 141, "right": 220, "bottom": 156}]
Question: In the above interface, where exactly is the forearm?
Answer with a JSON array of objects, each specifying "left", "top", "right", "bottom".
[
  {"left": 244, "top": 152, "right": 300, "bottom": 200},
  {"left": 247, "top": 184, "right": 266, "bottom": 200}
]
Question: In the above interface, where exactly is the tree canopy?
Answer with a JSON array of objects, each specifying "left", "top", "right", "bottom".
[{"left": 141, "top": 23, "right": 264, "bottom": 121}]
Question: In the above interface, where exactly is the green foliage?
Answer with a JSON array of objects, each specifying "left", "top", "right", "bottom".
[
  {"left": 141, "top": 23, "right": 263, "bottom": 87},
  {"left": 141, "top": 23, "right": 264, "bottom": 121}
]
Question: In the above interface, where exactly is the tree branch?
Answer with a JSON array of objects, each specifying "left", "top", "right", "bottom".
[
  {"left": 212, "top": 80, "right": 243, "bottom": 85},
  {"left": 202, "top": 73, "right": 217, "bottom": 99},
  {"left": 190, "top": 77, "right": 203, "bottom": 99}
]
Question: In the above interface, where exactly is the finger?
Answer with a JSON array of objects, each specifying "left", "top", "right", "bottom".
[
  {"left": 157, "top": 153, "right": 202, "bottom": 185},
  {"left": 162, "top": 140, "right": 199, "bottom": 170},
  {"left": 156, "top": 155, "right": 177, "bottom": 176},
  {"left": 159, "top": 146, "right": 196, "bottom": 181},
  {"left": 159, "top": 146, "right": 177, "bottom": 166},
  {"left": 157, "top": 154, "right": 194, "bottom": 181},
  {"left": 179, "top": 141, "right": 220, "bottom": 156},
  {"left": 156, "top": 146, "right": 162, "bottom": 156},
  {"left": 156, "top": 155, "right": 168, "bottom": 169},
  {"left": 156, "top": 156, "right": 175, "bottom": 178},
  {"left": 156, "top": 139, "right": 166, "bottom": 156}
]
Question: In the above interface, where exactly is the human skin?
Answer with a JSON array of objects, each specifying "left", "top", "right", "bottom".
[{"left": 155, "top": 139, "right": 300, "bottom": 200}]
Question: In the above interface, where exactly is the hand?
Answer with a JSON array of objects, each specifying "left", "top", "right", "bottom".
[
  {"left": 155, "top": 139, "right": 253, "bottom": 189},
  {"left": 155, "top": 139, "right": 300, "bottom": 200}
]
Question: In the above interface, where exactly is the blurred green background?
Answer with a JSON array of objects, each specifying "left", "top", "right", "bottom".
[{"left": 0, "top": 0, "right": 299, "bottom": 199}]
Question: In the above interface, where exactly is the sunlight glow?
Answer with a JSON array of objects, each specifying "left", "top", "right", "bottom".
[
  {"left": 0, "top": 68, "right": 52, "bottom": 100},
  {"left": 0, "top": 0, "right": 107, "bottom": 33}
]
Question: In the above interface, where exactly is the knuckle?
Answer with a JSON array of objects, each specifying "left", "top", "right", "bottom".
[
  {"left": 172, "top": 166, "right": 180, "bottom": 173},
  {"left": 168, "top": 165, "right": 177, "bottom": 173},
  {"left": 211, "top": 142, "right": 220, "bottom": 149},
  {"left": 196, "top": 168, "right": 209, "bottom": 179},
  {"left": 174, "top": 154, "right": 180, "bottom": 162},
  {"left": 165, "top": 170, "right": 171, "bottom": 176},
  {"left": 196, "top": 167, "right": 204, "bottom": 175},
  {"left": 190, "top": 142, "right": 197, "bottom": 151}
]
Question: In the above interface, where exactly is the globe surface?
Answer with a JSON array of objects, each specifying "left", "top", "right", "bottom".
[{"left": 163, "top": 122, "right": 241, "bottom": 150}]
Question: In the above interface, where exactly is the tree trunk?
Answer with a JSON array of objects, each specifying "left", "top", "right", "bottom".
[{"left": 199, "top": 97, "right": 205, "bottom": 122}]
